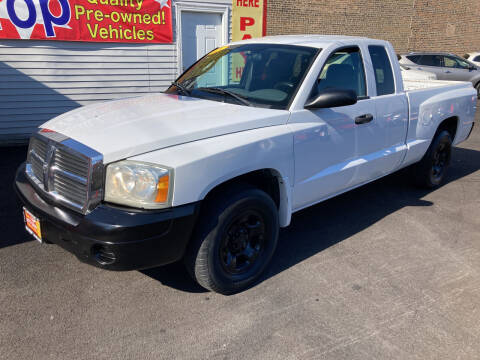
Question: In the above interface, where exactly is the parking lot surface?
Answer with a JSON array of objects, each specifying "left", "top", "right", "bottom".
[{"left": 1, "top": 113, "right": 479, "bottom": 360}]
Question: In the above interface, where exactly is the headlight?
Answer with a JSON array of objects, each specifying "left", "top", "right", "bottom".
[{"left": 104, "top": 161, "right": 173, "bottom": 209}]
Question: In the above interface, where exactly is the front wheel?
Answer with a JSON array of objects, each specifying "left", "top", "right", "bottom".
[
  {"left": 184, "top": 185, "right": 279, "bottom": 295},
  {"left": 413, "top": 130, "right": 452, "bottom": 188}
]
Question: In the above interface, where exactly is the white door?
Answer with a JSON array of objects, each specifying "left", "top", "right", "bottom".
[
  {"left": 291, "top": 47, "right": 377, "bottom": 210},
  {"left": 181, "top": 11, "right": 223, "bottom": 85}
]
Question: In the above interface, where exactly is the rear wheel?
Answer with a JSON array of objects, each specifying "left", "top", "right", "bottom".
[
  {"left": 184, "top": 185, "right": 279, "bottom": 295},
  {"left": 413, "top": 130, "right": 452, "bottom": 188}
]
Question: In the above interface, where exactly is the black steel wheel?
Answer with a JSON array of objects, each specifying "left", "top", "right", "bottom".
[
  {"left": 184, "top": 184, "right": 279, "bottom": 295},
  {"left": 219, "top": 210, "right": 267, "bottom": 275},
  {"left": 430, "top": 140, "right": 449, "bottom": 184},
  {"left": 413, "top": 129, "right": 452, "bottom": 188}
]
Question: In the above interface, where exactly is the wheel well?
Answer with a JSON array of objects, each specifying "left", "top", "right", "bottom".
[
  {"left": 437, "top": 116, "right": 458, "bottom": 140},
  {"left": 203, "top": 169, "right": 281, "bottom": 209}
]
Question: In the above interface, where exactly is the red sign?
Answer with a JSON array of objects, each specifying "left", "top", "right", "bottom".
[{"left": 0, "top": 0, "right": 173, "bottom": 43}]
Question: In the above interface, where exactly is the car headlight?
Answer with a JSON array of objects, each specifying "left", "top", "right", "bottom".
[{"left": 104, "top": 161, "right": 173, "bottom": 209}]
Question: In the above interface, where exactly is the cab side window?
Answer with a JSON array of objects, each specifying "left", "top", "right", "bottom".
[
  {"left": 314, "top": 47, "right": 367, "bottom": 98},
  {"left": 368, "top": 45, "right": 395, "bottom": 96},
  {"left": 419, "top": 55, "right": 442, "bottom": 67},
  {"left": 443, "top": 56, "right": 470, "bottom": 69},
  {"left": 406, "top": 55, "right": 421, "bottom": 64},
  {"left": 443, "top": 56, "right": 457, "bottom": 68}
]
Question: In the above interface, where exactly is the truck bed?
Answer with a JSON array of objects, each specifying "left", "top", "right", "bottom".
[
  {"left": 401, "top": 78, "right": 476, "bottom": 169},
  {"left": 403, "top": 79, "right": 471, "bottom": 91}
]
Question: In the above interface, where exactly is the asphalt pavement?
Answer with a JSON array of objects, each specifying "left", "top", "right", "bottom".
[{"left": 1, "top": 113, "right": 479, "bottom": 360}]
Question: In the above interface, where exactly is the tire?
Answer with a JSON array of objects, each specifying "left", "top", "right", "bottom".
[
  {"left": 413, "top": 130, "right": 452, "bottom": 188},
  {"left": 184, "top": 184, "right": 279, "bottom": 295}
]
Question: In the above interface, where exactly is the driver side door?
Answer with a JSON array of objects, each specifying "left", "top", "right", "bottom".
[
  {"left": 441, "top": 55, "right": 477, "bottom": 81},
  {"left": 291, "top": 46, "right": 377, "bottom": 210}
]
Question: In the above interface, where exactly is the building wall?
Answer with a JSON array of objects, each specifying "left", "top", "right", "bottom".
[
  {"left": 266, "top": 0, "right": 480, "bottom": 55},
  {"left": 0, "top": 0, "right": 231, "bottom": 145},
  {"left": 0, "top": 41, "right": 176, "bottom": 145}
]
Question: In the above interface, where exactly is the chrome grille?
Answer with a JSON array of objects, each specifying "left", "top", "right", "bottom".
[
  {"left": 29, "top": 137, "right": 47, "bottom": 180},
  {"left": 54, "top": 147, "right": 90, "bottom": 177},
  {"left": 25, "top": 131, "right": 104, "bottom": 214}
]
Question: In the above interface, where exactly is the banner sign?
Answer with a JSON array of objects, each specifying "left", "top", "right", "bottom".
[
  {"left": 0, "top": 0, "right": 173, "bottom": 43},
  {"left": 231, "top": 0, "right": 266, "bottom": 42}
]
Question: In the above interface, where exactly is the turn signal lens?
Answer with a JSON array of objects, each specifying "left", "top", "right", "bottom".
[{"left": 155, "top": 175, "right": 170, "bottom": 203}]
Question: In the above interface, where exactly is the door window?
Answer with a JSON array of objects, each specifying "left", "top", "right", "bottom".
[
  {"left": 473, "top": 55, "right": 480, "bottom": 62},
  {"left": 406, "top": 55, "right": 421, "bottom": 64},
  {"left": 368, "top": 45, "right": 395, "bottom": 96},
  {"left": 418, "top": 55, "right": 442, "bottom": 67},
  {"left": 443, "top": 56, "right": 470, "bottom": 69},
  {"left": 314, "top": 47, "right": 367, "bottom": 98}
]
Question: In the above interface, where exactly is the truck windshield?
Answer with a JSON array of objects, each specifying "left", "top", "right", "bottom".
[{"left": 165, "top": 44, "right": 319, "bottom": 109}]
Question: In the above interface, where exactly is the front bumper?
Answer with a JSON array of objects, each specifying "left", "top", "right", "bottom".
[{"left": 15, "top": 163, "right": 200, "bottom": 271}]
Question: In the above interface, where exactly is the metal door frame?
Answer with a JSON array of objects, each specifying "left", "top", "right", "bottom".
[{"left": 175, "top": 2, "right": 229, "bottom": 77}]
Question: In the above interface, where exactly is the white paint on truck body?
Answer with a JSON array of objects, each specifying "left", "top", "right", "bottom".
[{"left": 40, "top": 35, "right": 477, "bottom": 227}]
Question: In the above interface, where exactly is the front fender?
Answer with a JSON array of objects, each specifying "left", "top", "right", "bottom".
[{"left": 129, "top": 126, "right": 295, "bottom": 227}]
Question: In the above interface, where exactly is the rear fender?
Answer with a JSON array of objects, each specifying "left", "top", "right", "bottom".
[{"left": 403, "top": 85, "right": 476, "bottom": 166}]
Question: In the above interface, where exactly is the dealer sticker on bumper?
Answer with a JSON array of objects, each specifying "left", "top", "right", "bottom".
[{"left": 23, "top": 207, "right": 42, "bottom": 243}]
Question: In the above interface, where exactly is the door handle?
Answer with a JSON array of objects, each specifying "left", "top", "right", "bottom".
[
  {"left": 445, "top": 70, "right": 452, "bottom": 73},
  {"left": 355, "top": 114, "right": 374, "bottom": 125}
]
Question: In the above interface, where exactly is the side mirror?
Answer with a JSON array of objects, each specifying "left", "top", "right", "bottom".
[
  {"left": 469, "top": 65, "right": 477, "bottom": 71},
  {"left": 305, "top": 89, "right": 357, "bottom": 109}
]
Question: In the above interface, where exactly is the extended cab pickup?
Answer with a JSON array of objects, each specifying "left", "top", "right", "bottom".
[{"left": 16, "top": 36, "right": 477, "bottom": 294}]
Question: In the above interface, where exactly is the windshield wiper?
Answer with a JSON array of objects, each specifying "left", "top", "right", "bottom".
[
  {"left": 196, "top": 87, "right": 252, "bottom": 106},
  {"left": 171, "top": 81, "right": 191, "bottom": 95}
]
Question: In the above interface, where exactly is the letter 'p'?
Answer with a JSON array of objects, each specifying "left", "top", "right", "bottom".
[
  {"left": 240, "top": 17, "right": 255, "bottom": 31},
  {"left": 39, "top": 0, "right": 71, "bottom": 37}
]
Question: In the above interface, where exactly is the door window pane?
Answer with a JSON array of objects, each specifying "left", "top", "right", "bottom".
[
  {"left": 368, "top": 45, "right": 395, "bottom": 96},
  {"left": 443, "top": 56, "right": 470, "bottom": 69},
  {"left": 443, "top": 56, "right": 456, "bottom": 68},
  {"left": 473, "top": 55, "right": 480, "bottom": 62},
  {"left": 406, "top": 55, "right": 421, "bottom": 64},
  {"left": 419, "top": 55, "right": 442, "bottom": 67},
  {"left": 454, "top": 57, "right": 470, "bottom": 69},
  {"left": 315, "top": 47, "right": 366, "bottom": 98}
]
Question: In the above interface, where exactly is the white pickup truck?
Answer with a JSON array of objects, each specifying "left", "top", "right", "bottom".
[{"left": 16, "top": 35, "right": 476, "bottom": 294}]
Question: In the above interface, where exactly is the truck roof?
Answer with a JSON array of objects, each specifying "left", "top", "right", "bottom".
[{"left": 230, "top": 35, "right": 385, "bottom": 49}]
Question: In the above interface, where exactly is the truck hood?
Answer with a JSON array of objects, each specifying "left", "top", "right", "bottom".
[{"left": 41, "top": 93, "right": 290, "bottom": 163}]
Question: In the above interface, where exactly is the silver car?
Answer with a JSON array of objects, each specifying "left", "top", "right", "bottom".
[{"left": 399, "top": 52, "right": 480, "bottom": 98}]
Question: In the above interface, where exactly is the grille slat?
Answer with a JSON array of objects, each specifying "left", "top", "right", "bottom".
[
  {"left": 55, "top": 149, "right": 89, "bottom": 168},
  {"left": 30, "top": 156, "right": 44, "bottom": 181},
  {"left": 25, "top": 133, "right": 103, "bottom": 214},
  {"left": 31, "top": 137, "right": 48, "bottom": 161},
  {"left": 54, "top": 157, "right": 89, "bottom": 177},
  {"left": 53, "top": 183, "right": 86, "bottom": 200},
  {"left": 53, "top": 185, "right": 86, "bottom": 204},
  {"left": 53, "top": 173, "right": 88, "bottom": 195}
]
